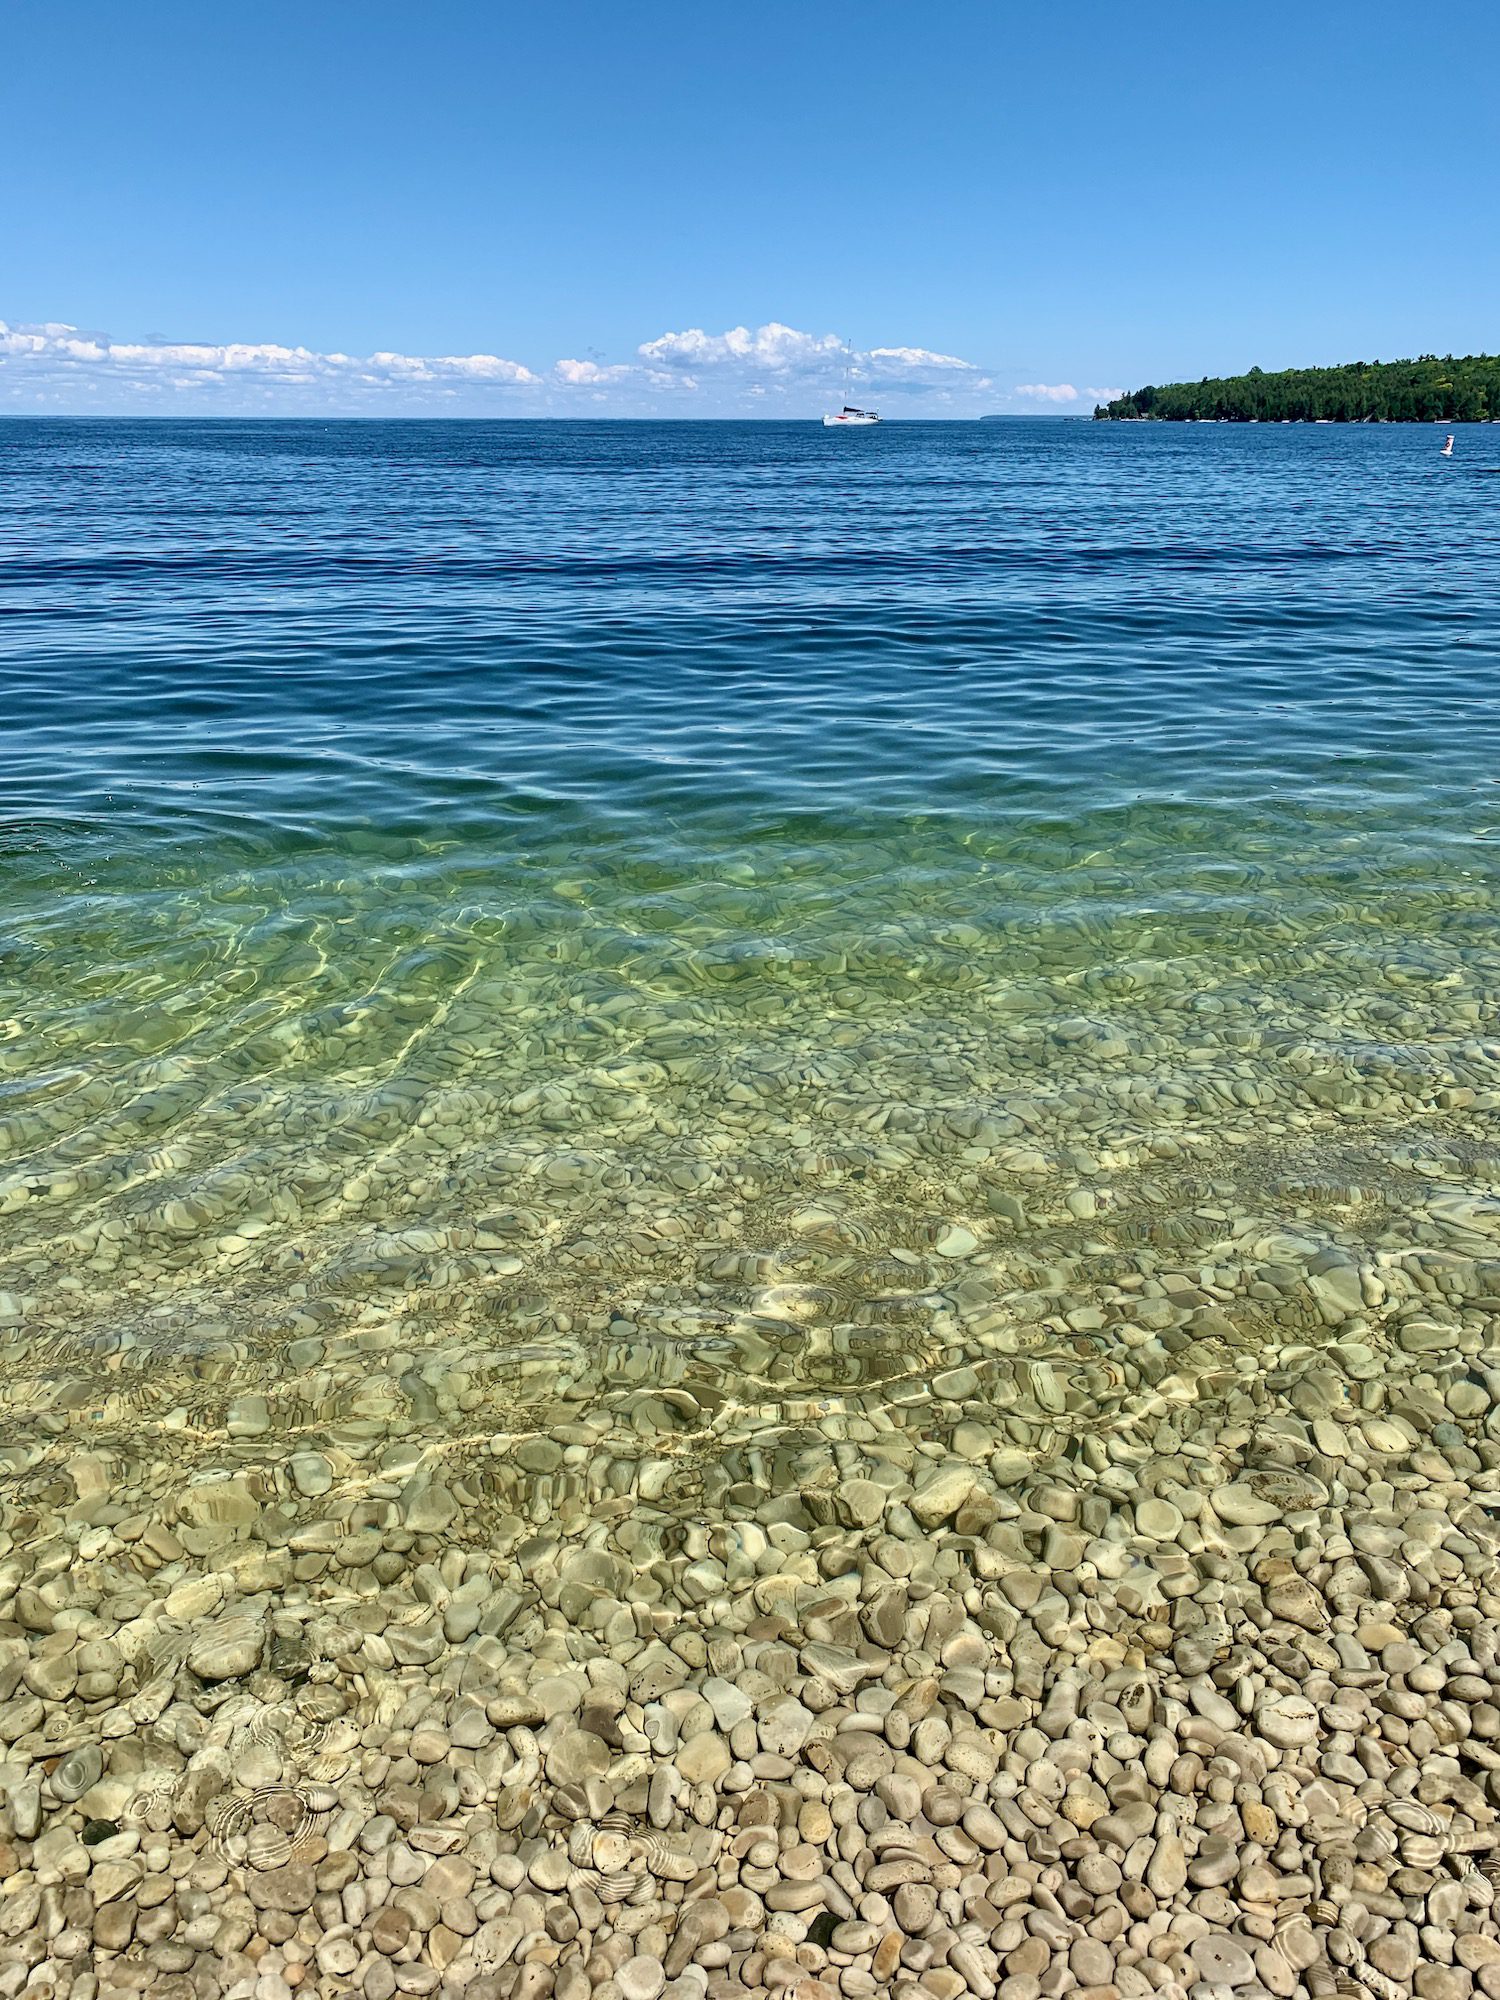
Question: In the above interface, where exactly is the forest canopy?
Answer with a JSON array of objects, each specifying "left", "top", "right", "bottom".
[{"left": 1095, "top": 354, "right": 1500, "bottom": 423}]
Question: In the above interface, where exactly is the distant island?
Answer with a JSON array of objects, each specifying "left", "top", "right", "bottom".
[{"left": 1095, "top": 353, "right": 1500, "bottom": 423}]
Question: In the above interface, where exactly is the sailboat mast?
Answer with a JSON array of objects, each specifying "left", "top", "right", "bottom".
[{"left": 821, "top": 337, "right": 878, "bottom": 422}]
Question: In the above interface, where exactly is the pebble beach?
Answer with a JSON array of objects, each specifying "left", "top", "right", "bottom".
[{"left": 3, "top": 417, "right": 1500, "bottom": 2000}]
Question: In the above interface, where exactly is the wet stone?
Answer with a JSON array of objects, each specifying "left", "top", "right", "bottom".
[
  {"left": 247, "top": 1863, "right": 318, "bottom": 1914},
  {"left": 8, "top": 721, "right": 1500, "bottom": 1999}
]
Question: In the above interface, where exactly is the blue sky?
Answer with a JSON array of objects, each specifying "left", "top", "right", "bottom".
[{"left": 4, "top": 0, "right": 1496, "bottom": 417}]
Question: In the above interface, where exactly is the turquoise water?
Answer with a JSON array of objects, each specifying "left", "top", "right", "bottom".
[{"left": 2, "top": 416, "right": 1498, "bottom": 1485}]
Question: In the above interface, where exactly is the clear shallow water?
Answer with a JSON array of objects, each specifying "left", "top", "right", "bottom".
[{"left": 2, "top": 416, "right": 1499, "bottom": 1491}]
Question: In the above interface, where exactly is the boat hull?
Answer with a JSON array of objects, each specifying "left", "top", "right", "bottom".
[{"left": 823, "top": 413, "right": 879, "bottom": 427}]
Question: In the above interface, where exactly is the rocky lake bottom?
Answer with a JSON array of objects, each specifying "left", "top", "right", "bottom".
[{"left": 4, "top": 416, "right": 1500, "bottom": 2000}]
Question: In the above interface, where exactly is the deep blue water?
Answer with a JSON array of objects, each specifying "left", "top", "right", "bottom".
[{"left": 4, "top": 418, "right": 1497, "bottom": 864}]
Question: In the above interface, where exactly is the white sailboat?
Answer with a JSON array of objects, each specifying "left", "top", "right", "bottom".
[{"left": 823, "top": 341, "right": 879, "bottom": 427}]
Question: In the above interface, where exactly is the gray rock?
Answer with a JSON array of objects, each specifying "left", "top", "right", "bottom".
[
  {"left": 700, "top": 1677, "right": 752, "bottom": 1731},
  {"left": 544, "top": 1729, "right": 611, "bottom": 1785},
  {"left": 935, "top": 1224, "right": 979, "bottom": 1258},
  {"left": 837, "top": 1478, "right": 887, "bottom": 1527},
  {"left": 1208, "top": 1484, "right": 1281, "bottom": 1527},
  {"left": 909, "top": 1463, "right": 976, "bottom": 1528},
  {"left": 617, "top": 1958, "right": 666, "bottom": 2000},
  {"left": 289, "top": 1450, "right": 332, "bottom": 1496},
  {"left": 1145, "top": 1832, "right": 1187, "bottom": 1898},
  {"left": 756, "top": 1697, "right": 815, "bottom": 1756},
  {"left": 1254, "top": 1693, "right": 1319, "bottom": 1749},
  {"left": 1188, "top": 1837, "right": 1240, "bottom": 1889},
  {"left": 1190, "top": 1935, "right": 1257, "bottom": 1986},
  {"left": 665, "top": 1903, "right": 730, "bottom": 1980},
  {"left": 52, "top": 1743, "right": 102, "bottom": 1803},
  {"left": 187, "top": 1613, "right": 265, "bottom": 1680},
  {"left": 246, "top": 1862, "right": 317, "bottom": 1913}
]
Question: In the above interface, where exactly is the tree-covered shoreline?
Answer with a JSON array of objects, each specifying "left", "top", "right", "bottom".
[{"left": 1095, "top": 354, "right": 1500, "bottom": 423}]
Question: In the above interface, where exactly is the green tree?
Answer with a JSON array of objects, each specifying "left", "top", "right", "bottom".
[{"left": 1096, "top": 353, "right": 1500, "bottom": 423}]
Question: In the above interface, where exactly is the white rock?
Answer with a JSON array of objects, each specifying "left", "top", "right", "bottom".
[
  {"left": 1208, "top": 1484, "right": 1280, "bottom": 1527},
  {"left": 1255, "top": 1693, "right": 1319, "bottom": 1749},
  {"left": 1135, "top": 1498, "right": 1183, "bottom": 1541},
  {"left": 910, "top": 1463, "right": 976, "bottom": 1527}
]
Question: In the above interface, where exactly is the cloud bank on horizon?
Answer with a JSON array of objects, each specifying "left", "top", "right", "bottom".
[
  {"left": 0, "top": 321, "right": 543, "bottom": 394},
  {"left": 0, "top": 315, "right": 1099, "bottom": 414},
  {"left": 1014, "top": 382, "right": 1125, "bottom": 405}
]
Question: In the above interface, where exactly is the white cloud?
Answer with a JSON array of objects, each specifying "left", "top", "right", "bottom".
[
  {"left": 631, "top": 322, "right": 989, "bottom": 403},
  {"left": 1014, "top": 382, "right": 1080, "bottom": 403},
  {"left": 2, "top": 313, "right": 992, "bottom": 413},
  {"left": 1086, "top": 385, "right": 1124, "bottom": 403},
  {"left": 868, "top": 345, "right": 974, "bottom": 371},
  {"left": 554, "top": 357, "right": 634, "bottom": 386},
  {"left": 0, "top": 319, "right": 539, "bottom": 397},
  {"left": 427, "top": 353, "right": 537, "bottom": 382},
  {"left": 637, "top": 321, "right": 846, "bottom": 374},
  {"left": 634, "top": 324, "right": 983, "bottom": 389}
]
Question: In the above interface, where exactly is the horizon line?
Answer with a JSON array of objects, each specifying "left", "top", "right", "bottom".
[{"left": 0, "top": 410, "right": 1090, "bottom": 424}]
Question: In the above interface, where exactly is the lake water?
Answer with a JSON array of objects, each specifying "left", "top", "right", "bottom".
[
  {"left": 3, "top": 419, "right": 1500, "bottom": 1969},
  {"left": 5, "top": 419, "right": 1497, "bottom": 1422}
]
